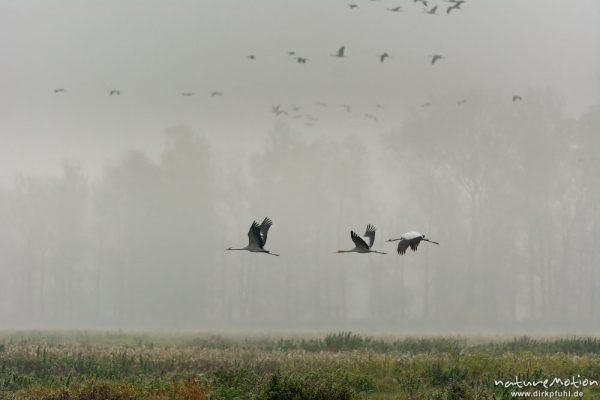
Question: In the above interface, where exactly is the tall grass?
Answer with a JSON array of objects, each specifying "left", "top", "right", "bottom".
[{"left": 2, "top": 332, "right": 600, "bottom": 399}]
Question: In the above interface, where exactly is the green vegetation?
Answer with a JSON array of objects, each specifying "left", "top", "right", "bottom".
[{"left": 1, "top": 332, "right": 600, "bottom": 399}]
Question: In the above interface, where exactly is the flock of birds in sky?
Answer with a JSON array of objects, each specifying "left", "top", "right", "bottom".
[
  {"left": 347, "top": 0, "right": 464, "bottom": 15},
  {"left": 227, "top": 218, "right": 439, "bottom": 257},
  {"left": 49, "top": 0, "right": 524, "bottom": 129},
  {"left": 44, "top": 1, "right": 542, "bottom": 261}
]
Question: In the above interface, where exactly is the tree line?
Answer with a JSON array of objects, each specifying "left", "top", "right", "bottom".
[{"left": 0, "top": 90, "right": 598, "bottom": 331}]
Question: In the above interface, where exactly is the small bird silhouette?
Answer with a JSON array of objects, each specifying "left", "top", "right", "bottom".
[
  {"left": 331, "top": 46, "right": 347, "bottom": 58},
  {"left": 210, "top": 91, "right": 223, "bottom": 97},
  {"left": 272, "top": 104, "right": 288, "bottom": 116},
  {"left": 181, "top": 92, "right": 195, "bottom": 96},
  {"left": 295, "top": 57, "right": 309, "bottom": 64},
  {"left": 447, "top": 1, "right": 464, "bottom": 13},
  {"left": 340, "top": 104, "right": 352, "bottom": 113},
  {"left": 348, "top": 4, "right": 359, "bottom": 9},
  {"left": 457, "top": 99, "right": 467, "bottom": 105},
  {"left": 377, "top": 52, "right": 391, "bottom": 63},
  {"left": 316, "top": 101, "right": 327, "bottom": 107},
  {"left": 421, "top": 102, "right": 432, "bottom": 108},
  {"left": 109, "top": 90, "right": 120, "bottom": 96},
  {"left": 288, "top": 51, "right": 296, "bottom": 56},
  {"left": 512, "top": 95, "right": 522, "bottom": 102},
  {"left": 387, "top": 6, "right": 402, "bottom": 12},
  {"left": 424, "top": 5, "right": 438, "bottom": 14},
  {"left": 247, "top": 55, "right": 256, "bottom": 60},
  {"left": 53, "top": 88, "right": 66, "bottom": 93},
  {"left": 430, "top": 54, "right": 444, "bottom": 64},
  {"left": 365, "top": 113, "right": 379, "bottom": 123}
]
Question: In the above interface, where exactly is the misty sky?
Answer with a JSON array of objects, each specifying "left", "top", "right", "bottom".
[{"left": 1, "top": 0, "right": 599, "bottom": 182}]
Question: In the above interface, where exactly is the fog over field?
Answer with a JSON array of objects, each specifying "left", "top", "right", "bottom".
[{"left": 1, "top": 0, "right": 599, "bottom": 332}]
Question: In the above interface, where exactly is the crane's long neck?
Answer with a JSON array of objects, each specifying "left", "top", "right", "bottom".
[
  {"left": 371, "top": 250, "right": 387, "bottom": 255},
  {"left": 336, "top": 249, "right": 355, "bottom": 253},
  {"left": 226, "top": 246, "right": 248, "bottom": 251},
  {"left": 423, "top": 239, "right": 440, "bottom": 245},
  {"left": 387, "top": 238, "right": 401, "bottom": 242}
]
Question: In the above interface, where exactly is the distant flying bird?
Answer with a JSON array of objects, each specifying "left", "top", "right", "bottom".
[
  {"left": 331, "top": 46, "right": 347, "bottom": 58},
  {"left": 387, "top": 232, "right": 439, "bottom": 255},
  {"left": 247, "top": 54, "right": 256, "bottom": 60},
  {"left": 272, "top": 104, "right": 287, "bottom": 116},
  {"left": 109, "top": 90, "right": 120, "bottom": 96},
  {"left": 430, "top": 54, "right": 444, "bottom": 64},
  {"left": 457, "top": 99, "right": 467, "bottom": 105},
  {"left": 227, "top": 218, "right": 279, "bottom": 256},
  {"left": 337, "top": 224, "right": 386, "bottom": 254},
  {"left": 291, "top": 104, "right": 301, "bottom": 112},
  {"left": 447, "top": 1, "right": 464, "bottom": 13},
  {"left": 288, "top": 51, "right": 296, "bottom": 56},
  {"left": 316, "top": 101, "right": 327, "bottom": 107},
  {"left": 512, "top": 95, "right": 522, "bottom": 102},
  {"left": 421, "top": 102, "right": 432, "bottom": 108},
  {"left": 365, "top": 113, "right": 379, "bottom": 123},
  {"left": 424, "top": 5, "right": 438, "bottom": 14},
  {"left": 211, "top": 91, "right": 223, "bottom": 97},
  {"left": 181, "top": 92, "right": 195, "bottom": 96},
  {"left": 340, "top": 104, "right": 352, "bottom": 113},
  {"left": 348, "top": 4, "right": 359, "bottom": 9},
  {"left": 387, "top": 6, "right": 402, "bottom": 12},
  {"left": 377, "top": 52, "right": 391, "bottom": 63},
  {"left": 54, "top": 88, "right": 66, "bottom": 93},
  {"left": 295, "top": 57, "right": 309, "bottom": 64},
  {"left": 374, "top": 104, "right": 385, "bottom": 109}
]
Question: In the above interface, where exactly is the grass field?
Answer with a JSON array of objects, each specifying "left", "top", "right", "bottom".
[{"left": 1, "top": 331, "right": 600, "bottom": 399}]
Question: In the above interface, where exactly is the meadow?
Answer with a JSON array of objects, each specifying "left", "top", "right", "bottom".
[{"left": 1, "top": 331, "right": 600, "bottom": 399}]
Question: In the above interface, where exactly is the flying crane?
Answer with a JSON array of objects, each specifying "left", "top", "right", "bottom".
[
  {"left": 227, "top": 218, "right": 280, "bottom": 256},
  {"left": 387, "top": 231, "right": 439, "bottom": 255}
]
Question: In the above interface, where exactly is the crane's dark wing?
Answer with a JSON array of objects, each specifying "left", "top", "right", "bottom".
[
  {"left": 409, "top": 240, "right": 420, "bottom": 252},
  {"left": 397, "top": 238, "right": 410, "bottom": 255},
  {"left": 260, "top": 217, "right": 273, "bottom": 245},
  {"left": 248, "top": 221, "right": 264, "bottom": 248},
  {"left": 363, "top": 224, "right": 376, "bottom": 248},
  {"left": 337, "top": 46, "right": 345, "bottom": 57},
  {"left": 351, "top": 230, "right": 370, "bottom": 251}
]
